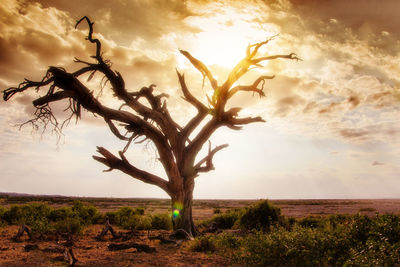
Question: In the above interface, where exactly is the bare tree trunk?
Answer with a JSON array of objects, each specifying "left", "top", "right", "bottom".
[{"left": 171, "top": 178, "right": 197, "bottom": 237}]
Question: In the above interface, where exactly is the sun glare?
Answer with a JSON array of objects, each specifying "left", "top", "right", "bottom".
[{"left": 184, "top": 6, "right": 280, "bottom": 69}]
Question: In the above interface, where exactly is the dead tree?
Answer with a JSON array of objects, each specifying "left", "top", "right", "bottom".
[{"left": 3, "top": 17, "right": 299, "bottom": 237}]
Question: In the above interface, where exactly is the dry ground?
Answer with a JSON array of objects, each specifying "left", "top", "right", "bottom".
[
  {"left": 1, "top": 197, "right": 400, "bottom": 266},
  {"left": 0, "top": 225, "right": 229, "bottom": 266}
]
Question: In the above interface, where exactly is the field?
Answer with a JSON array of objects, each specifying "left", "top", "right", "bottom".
[{"left": 1, "top": 194, "right": 400, "bottom": 266}]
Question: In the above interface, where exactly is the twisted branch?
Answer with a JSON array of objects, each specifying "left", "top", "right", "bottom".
[
  {"left": 194, "top": 141, "right": 229, "bottom": 174},
  {"left": 93, "top": 147, "right": 170, "bottom": 194}
]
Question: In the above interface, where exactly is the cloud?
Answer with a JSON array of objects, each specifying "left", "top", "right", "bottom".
[{"left": 372, "top": 161, "right": 384, "bottom": 166}]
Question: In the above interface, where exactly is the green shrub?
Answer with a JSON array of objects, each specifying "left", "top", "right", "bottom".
[
  {"left": 297, "top": 216, "right": 325, "bottom": 229},
  {"left": 345, "top": 238, "right": 400, "bottom": 266},
  {"left": 213, "top": 207, "right": 221, "bottom": 214},
  {"left": 71, "top": 200, "right": 102, "bottom": 225},
  {"left": 151, "top": 213, "right": 172, "bottom": 230},
  {"left": 0, "top": 206, "right": 7, "bottom": 226},
  {"left": 239, "top": 200, "right": 281, "bottom": 231},
  {"left": 209, "top": 209, "right": 243, "bottom": 229},
  {"left": 213, "top": 233, "right": 241, "bottom": 250},
  {"left": 3, "top": 203, "right": 52, "bottom": 225},
  {"left": 53, "top": 217, "right": 83, "bottom": 235},
  {"left": 124, "top": 215, "right": 152, "bottom": 230},
  {"left": 49, "top": 207, "right": 75, "bottom": 221},
  {"left": 349, "top": 214, "right": 373, "bottom": 244},
  {"left": 106, "top": 206, "right": 144, "bottom": 226},
  {"left": 135, "top": 207, "right": 145, "bottom": 215},
  {"left": 371, "top": 214, "right": 400, "bottom": 244},
  {"left": 190, "top": 235, "right": 216, "bottom": 253},
  {"left": 232, "top": 227, "right": 335, "bottom": 267}
]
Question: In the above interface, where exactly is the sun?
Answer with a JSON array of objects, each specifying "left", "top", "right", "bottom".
[{"left": 182, "top": 5, "right": 280, "bottom": 69}]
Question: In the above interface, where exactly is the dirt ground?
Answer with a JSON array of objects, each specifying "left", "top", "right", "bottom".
[
  {"left": 1, "top": 198, "right": 400, "bottom": 266},
  {"left": 0, "top": 225, "right": 229, "bottom": 267}
]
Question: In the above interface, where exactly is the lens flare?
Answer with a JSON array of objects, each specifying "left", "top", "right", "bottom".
[
  {"left": 172, "top": 209, "right": 180, "bottom": 219},
  {"left": 172, "top": 202, "right": 183, "bottom": 219}
]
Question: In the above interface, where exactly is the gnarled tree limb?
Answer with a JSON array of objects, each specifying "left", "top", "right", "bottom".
[
  {"left": 179, "top": 50, "right": 218, "bottom": 90},
  {"left": 194, "top": 141, "right": 229, "bottom": 173},
  {"left": 93, "top": 146, "right": 170, "bottom": 194}
]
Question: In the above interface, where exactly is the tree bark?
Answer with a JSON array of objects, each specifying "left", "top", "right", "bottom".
[{"left": 170, "top": 178, "right": 197, "bottom": 237}]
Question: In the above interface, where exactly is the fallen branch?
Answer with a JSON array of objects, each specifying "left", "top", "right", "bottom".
[
  {"left": 108, "top": 242, "right": 156, "bottom": 253},
  {"left": 12, "top": 224, "right": 33, "bottom": 242},
  {"left": 96, "top": 216, "right": 119, "bottom": 240}
]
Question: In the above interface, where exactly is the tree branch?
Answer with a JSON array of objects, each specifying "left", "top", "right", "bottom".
[
  {"left": 75, "top": 16, "right": 102, "bottom": 61},
  {"left": 176, "top": 70, "right": 207, "bottom": 112},
  {"left": 179, "top": 50, "right": 218, "bottom": 90},
  {"left": 246, "top": 35, "right": 279, "bottom": 58},
  {"left": 93, "top": 147, "right": 170, "bottom": 194},
  {"left": 194, "top": 142, "right": 228, "bottom": 174},
  {"left": 227, "top": 75, "right": 275, "bottom": 99},
  {"left": 251, "top": 53, "right": 301, "bottom": 64},
  {"left": 104, "top": 118, "right": 130, "bottom": 141},
  {"left": 223, "top": 116, "right": 266, "bottom": 130},
  {"left": 3, "top": 76, "right": 54, "bottom": 101}
]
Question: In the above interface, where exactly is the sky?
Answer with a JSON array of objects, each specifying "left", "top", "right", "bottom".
[{"left": 0, "top": 0, "right": 399, "bottom": 199}]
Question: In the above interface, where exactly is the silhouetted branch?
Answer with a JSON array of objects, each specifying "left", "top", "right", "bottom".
[
  {"left": 252, "top": 53, "right": 301, "bottom": 64},
  {"left": 246, "top": 35, "right": 279, "bottom": 58},
  {"left": 104, "top": 118, "right": 130, "bottom": 141},
  {"left": 75, "top": 16, "right": 102, "bottom": 60},
  {"left": 93, "top": 146, "right": 170, "bottom": 194},
  {"left": 195, "top": 141, "right": 229, "bottom": 173},
  {"left": 228, "top": 75, "right": 275, "bottom": 99},
  {"left": 179, "top": 50, "right": 218, "bottom": 90}
]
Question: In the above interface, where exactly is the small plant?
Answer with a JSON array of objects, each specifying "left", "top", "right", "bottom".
[
  {"left": 239, "top": 200, "right": 282, "bottom": 231},
  {"left": 71, "top": 200, "right": 103, "bottom": 225},
  {"left": 53, "top": 217, "right": 83, "bottom": 235},
  {"left": 0, "top": 206, "right": 7, "bottom": 227},
  {"left": 106, "top": 206, "right": 145, "bottom": 226},
  {"left": 297, "top": 216, "right": 324, "bottom": 229},
  {"left": 209, "top": 209, "right": 243, "bottom": 229},
  {"left": 190, "top": 235, "right": 216, "bottom": 253},
  {"left": 151, "top": 213, "right": 172, "bottom": 230},
  {"left": 213, "top": 207, "right": 221, "bottom": 214},
  {"left": 125, "top": 215, "right": 152, "bottom": 230}
]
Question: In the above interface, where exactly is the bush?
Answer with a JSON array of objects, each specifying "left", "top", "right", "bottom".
[
  {"left": 297, "top": 216, "right": 325, "bottom": 229},
  {"left": 231, "top": 226, "right": 341, "bottom": 267},
  {"left": 124, "top": 215, "right": 152, "bottom": 230},
  {"left": 49, "top": 207, "right": 75, "bottom": 221},
  {"left": 209, "top": 209, "right": 243, "bottom": 229},
  {"left": 190, "top": 235, "right": 216, "bottom": 253},
  {"left": 151, "top": 213, "right": 172, "bottom": 230},
  {"left": 0, "top": 206, "right": 7, "bottom": 226},
  {"left": 71, "top": 200, "right": 102, "bottom": 225},
  {"left": 106, "top": 206, "right": 145, "bottom": 226},
  {"left": 3, "top": 203, "right": 52, "bottom": 225},
  {"left": 53, "top": 217, "right": 83, "bottom": 235},
  {"left": 239, "top": 200, "right": 282, "bottom": 231},
  {"left": 345, "top": 238, "right": 400, "bottom": 266},
  {"left": 213, "top": 232, "right": 241, "bottom": 250},
  {"left": 371, "top": 214, "right": 400, "bottom": 244}
]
